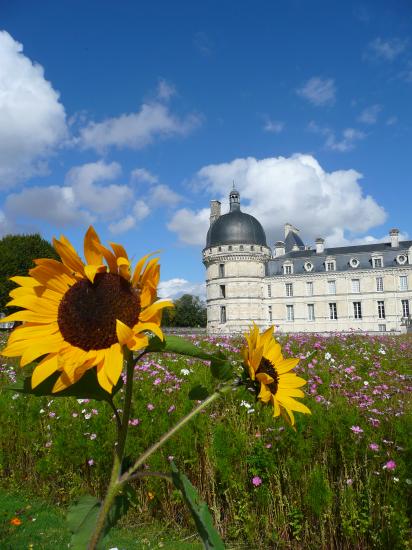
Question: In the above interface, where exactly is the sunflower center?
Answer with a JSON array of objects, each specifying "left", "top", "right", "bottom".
[
  {"left": 256, "top": 357, "right": 279, "bottom": 395},
  {"left": 58, "top": 272, "right": 141, "bottom": 351}
]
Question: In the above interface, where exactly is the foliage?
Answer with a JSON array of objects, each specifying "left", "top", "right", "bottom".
[
  {"left": 0, "top": 234, "right": 58, "bottom": 315},
  {"left": 162, "top": 294, "right": 206, "bottom": 327},
  {"left": 1, "top": 332, "right": 412, "bottom": 548}
]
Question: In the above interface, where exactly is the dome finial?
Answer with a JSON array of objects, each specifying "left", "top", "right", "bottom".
[{"left": 229, "top": 184, "right": 240, "bottom": 212}]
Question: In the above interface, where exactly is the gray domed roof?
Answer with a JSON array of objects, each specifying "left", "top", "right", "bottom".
[{"left": 206, "top": 210, "right": 267, "bottom": 248}]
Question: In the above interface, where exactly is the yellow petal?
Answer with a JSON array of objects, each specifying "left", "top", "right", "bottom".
[
  {"left": 139, "top": 300, "right": 174, "bottom": 322},
  {"left": 279, "top": 373, "right": 307, "bottom": 388},
  {"left": 1, "top": 310, "right": 56, "bottom": 324},
  {"left": 134, "top": 321, "right": 164, "bottom": 341},
  {"left": 128, "top": 334, "right": 149, "bottom": 351},
  {"left": 276, "top": 357, "right": 300, "bottom": 375},
  {"left": 10, "top": 276, "right": 39, "bottom": 288},
  {"left": 110, "top": 242, "right": 129, "bottom": 261},
  {"left": 277, "top": 395, "right": 311, "bottom": 415},
  {"left": 272, "top": 397, "right": 281, "bottom": 417},
  {"left": 7, "top": 295, "right": 58, "bottom": 315},
  {"left": 52, "top": 238, "right": 85, "bottom": 275},
  {"left": 131, "top": 252, "right": 156, "bottom": 287},
  {"left": 277, "top": 387, "right": 305, "bottom": 399},
  {"left": 258, "top": 382, "right": 272, "bottom": 403},
  {"left": 97, "top": 360, "right": 113, "bottom": 393},
  {"left": 7, "top": 322, "right": 60, "bottom": 345},
  {"left": 116, "top": 319, "right": 134, "bottom": 345},
  {"left": 84, "top": 226, "right": 103, "bottom": 266},
  {"left": 32, "top": 354, "right": 59, "bottom": 388},
  {"left": 256, "top": 372, "right": 274, "bottom": 385},
  {"left": 84, "top": 264, "right": 106, "bottom": 283},
  {"left": 20, "top": 333, "right": 65, "bottom": 366},
  {"left": 103, "top": 343, "right": 124, "bottom": 386}
]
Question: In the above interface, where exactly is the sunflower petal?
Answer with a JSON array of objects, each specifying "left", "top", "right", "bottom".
[
  {"left": 277, "top": 395, "right": 311, "bottom": 415},
  {"left": 276, "top": 357, "right": 300, "bottom": 375},
  {"left": 53, "top": 238, "right": 85, "bottom": 275},
  {"left": 103, "top": 343, "right": 124, "bottom": 387},
  {"left": 116, "top": 319, "right": 134, "bottom": 345},
  {"left": 31, "top": 354, "right": 60, "bottom": 388},
  {"left": 258, "top": 382, "right": 272, "bottom": 403},
  {"left": 84, "top": 226, "right": 103, "bottom": 266}
]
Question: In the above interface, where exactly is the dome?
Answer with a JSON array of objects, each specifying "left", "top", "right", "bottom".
[{"left": 206, "top": 210, "right": 268, "bottom": 247}]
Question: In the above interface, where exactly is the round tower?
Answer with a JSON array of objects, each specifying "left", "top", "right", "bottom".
[{"left": 202, "top": 187, "right": 272, "bottom": 334}]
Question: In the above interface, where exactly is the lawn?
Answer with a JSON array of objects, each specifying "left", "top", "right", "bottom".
[{"left": 0, "top": 330, "right": 411, "bottom": 549}]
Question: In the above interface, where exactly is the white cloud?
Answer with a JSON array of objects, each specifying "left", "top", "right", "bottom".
[
  {"left": 5, "top": 185, "right": 93, "bottom": 226},
  {"left": 358, "top": 104, "right": 382, "bottom": 124},
  {"left": 133, "top": 200, "right": 151, "bottom": 220},
  {"left": 158, "top": 278, "right": 206, "bottom": 300},
  {"left": 0, "top": 31, "right": 67, "bottom": 187},
  {"left": 170, "top": 154, "right": 386, "bottom": 246},
  {"left": 386, "top": 116, "right": 398, "bottom": 126},
  {"left": 263, "top": 119, "right": 284, "bottom": 133},
  {"left": 108, "top": 215, "right": 136, "bottom": 235},
  {"left": 131, "top": 168, "right": 159, "bottom": 184},
  {"left": 65, "top": 161, "right": 132, "bottom": 215},
  {"left": 365, "top": 37, "right": 407, "bottom": 61},
  {"left": 309, "top": 122, "right": 366, "bottom": 152},
  {"left": 157, "top": 79, "right": 176, "bottom": 101},
  {"left": 167, "top": 208, "right": 210, "bottom": 245},
  {"left": 78, "top": 102, "right": 201, "bottom": 153},
  {"left": 149, "top": 184, "right": 182, "bottom": 206},
  {"left": 296, "top": 77, "right": 336, "bottom": 106}
]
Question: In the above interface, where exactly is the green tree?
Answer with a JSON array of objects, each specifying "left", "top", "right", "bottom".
[
  {"left": 0, "top": 234, "right": 58, "bottom": 314},
  {"left": 162, "top": 294, "right": 206, "bottom": 327}
]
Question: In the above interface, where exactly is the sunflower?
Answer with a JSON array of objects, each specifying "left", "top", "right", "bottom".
[
  {"left": 1, "top": 227, "right": 173, "bottom": 394},
  {"left": 242, "top": 324, "right": 311, "bottom": 426}
]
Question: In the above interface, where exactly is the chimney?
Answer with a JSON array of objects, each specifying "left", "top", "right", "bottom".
[
  {"left": 274, "top": 241, "right": 285, "bottom": 257},
  {"left": 390, "top": 228, "right": 399, "bottom": 248},
  {"left": 315, "top": 237, "right": 325, "bottom": 254},
  {"left": 285, "top": 223, "right": 299, "bottom": 238},
  {"left": 210, "top": 200, "right": 221, "bottom": 225}
]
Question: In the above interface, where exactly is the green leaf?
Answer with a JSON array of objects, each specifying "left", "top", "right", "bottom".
[
  {"left": 7, "top": 367, "right": 123, "bottom": 401},
  {"left": 188, "top": 384, "right": 210, "bottom": 400},
  {"left": 170, "top": 462, "right": 225, "bottom": 549},
  {"left": 210, "top": 358, "right": 233, "bottom": 381},
  {"left": 146, "top": 335, "right": 213, "bottom": 361},
  {"left": 67, "top": 494, "right": 101, "bottom": 550},
  {"left": 105, "top": 484, "right": 136, "bottom": 534}
]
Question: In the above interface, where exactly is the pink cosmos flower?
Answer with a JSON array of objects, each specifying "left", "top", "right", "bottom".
[
  {"left": 369, "top": 443, "right": 380, "bottom": 451},
  {"left": 383, "top": 460, "right": 396, "bottom": 471},
  {"left": 147, "top": 403, "right": 155, "bottom": 411},
  {"left": 351, "top": 426, "right": 363, "bottom": 434},
  {"left": 252, "top": 476, "right": 262, "bottom": 487}
]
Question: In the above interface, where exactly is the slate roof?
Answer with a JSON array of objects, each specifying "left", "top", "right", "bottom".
[
  {"left": 206, "top": 210, "right": 267, "bottom": 247},
  {"left": 284, "top": 231, "right": 305, "bottom": 252},
  {"left": 267, "top": 240, "right": 412, "bottom": 276}
]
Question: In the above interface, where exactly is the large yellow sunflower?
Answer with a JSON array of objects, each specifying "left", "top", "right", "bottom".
[
  {"left": 1, "top": 227, "right": 172, "bottom": 394},
  {"left": 242, "top": 324, "right": 311, "bottom": 426}
]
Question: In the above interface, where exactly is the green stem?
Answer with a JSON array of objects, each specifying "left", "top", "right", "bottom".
[
  {"left": 116, "top": 348, "right": 135, "bottom": 461},
  {"left": 120, "top": 387, "right": 228, "bottom": 484}
]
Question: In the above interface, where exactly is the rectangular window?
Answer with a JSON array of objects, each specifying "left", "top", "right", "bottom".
[
  {"left": 402, "top": 299, "right": 410, "bottom": 317},
  {"left": 351, "top": 279, "right": 360, "bottom": 293},
  {"left": 400, "top": 275, "right": 408, "bottom": 291},
  {"left": 378, "top": 324, "right": 386, "bottom": 332},
  {"left": 377, "top": 300, "right": 385, "bottom": 319},
  {"left": 220, "top": 285, "right": 226, "bottom": 298},
  {"left": 376, "top": 277, "right": 384, "bottom": 292},
  {"left": 284, "top": 264, "right": 292, "bottom": 275},
  {"left": 328, "top": 280, "right": 336, "bottom": 294},
  {"left": 239, "top": 245, "right": 244, "bottom": 250},
  {"left": 286, "top": 305, "right": 294, "bottom": 321},
  {"left": 373, "top": 257, "right": 383, "bottom": 268},
  {"left": 268, "top": 305, "right": 272, "bottom": 322},
  {"left": 220, "top": 306, "right": 226, "bottom": 324},
  {"left": 307, "top": 304, "right": 315, "bottom": 321},
  {"left": 326, "top": 261, "right": 336, "bottom": 271},
  {"left": 267, "top": 284, "right": 272, "bottom": 298},
  {"left": 219, "top": 263, "right": 225, "bottom": 277},
  {"left": 285, "top": 283, "right": 293, "bottom": 297},
  {"left": 250, "top": 245, "right": 255, "bottom": 251},
  {"left": 329, "top": 303, "right": 338, "bottom": 320},
  {"left": 306, "top": 281, "right": 314, "bottom": 296},
  {"left": 228, "top": 245, "right": 232, "bottom": 251},
  {"left": 353, "top": 302, "right": 362, "bottom": 319}
]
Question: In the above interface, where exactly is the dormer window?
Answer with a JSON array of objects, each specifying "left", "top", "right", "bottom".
[
  {"left": 349, "top": 257, "right": 359, "bottom": 268},
  {"left": 397, "top": 254, "right": 407, "bottom": 265},
  {"left": 325, "top": 258, "right": 336, "bottom": 271},
  {"left": 304, "top": 261, "right": 314, "bottom": 272},
  {"left": 372, "top": 256, "right": 383, "bottom": 268},
  {"left": 283, "top": 263, "right": 293, "bottom": 275}
]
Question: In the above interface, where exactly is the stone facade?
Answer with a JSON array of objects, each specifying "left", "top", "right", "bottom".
[{"left": 203, "top": 191, "right": 412, "bottom": 334}]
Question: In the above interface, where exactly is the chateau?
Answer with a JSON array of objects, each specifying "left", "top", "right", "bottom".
[{"left": 203, "top": 188, "right": 412, "bottom": 334}]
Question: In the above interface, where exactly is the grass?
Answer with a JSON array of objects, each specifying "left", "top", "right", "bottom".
[
  {"left": 0, "top": 489, "right": 203, "bottom": 550},
  {"left": 1, "top": 331, "right": 411, "bottom": 548}
]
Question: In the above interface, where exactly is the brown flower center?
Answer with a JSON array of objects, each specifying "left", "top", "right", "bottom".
[
  {"left": 58, "top": 272, "right": 140, "bottom": 351},
  {"left": 256, "top": 357, "right": 279, "bottom": 395}
]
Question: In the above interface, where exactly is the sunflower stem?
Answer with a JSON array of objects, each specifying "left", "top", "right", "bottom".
[
  {"left": 119, "top": 385, "right": 231, "bottom": 484},
  {"left": 116, "top": 348, "right": 135, "bottom": 461}
]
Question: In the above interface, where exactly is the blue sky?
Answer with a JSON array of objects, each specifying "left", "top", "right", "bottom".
[{"left": 1, "top": 0, "right": 411, "bottom": 298}]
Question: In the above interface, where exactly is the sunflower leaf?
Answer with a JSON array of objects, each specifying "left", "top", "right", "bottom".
[
  {"left": 170, "top": 462, "right": 225, "bottom": 549},
  {"left": 7, "top": 367, "right": 123, "bottom": 401},
  {"left": 210, "top": 358, "right": 233, "bottom": 381},
  {"left": 146, "top": 334, "right": 214, "bottom": 361},
  {"left": 66, "top": 494, "right": 101, "bottom": 549},
  {"left": 188, "top": 384, "right": 210, "bottom": 400}
]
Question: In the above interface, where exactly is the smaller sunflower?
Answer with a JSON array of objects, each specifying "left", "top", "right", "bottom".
[{"left": 242, "top": 324, "right": 311, "bottom": 426}]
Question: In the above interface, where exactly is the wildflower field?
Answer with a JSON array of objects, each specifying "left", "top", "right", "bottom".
[{"left": 1, "top": 330, "right": 411, "bottom": 549}]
